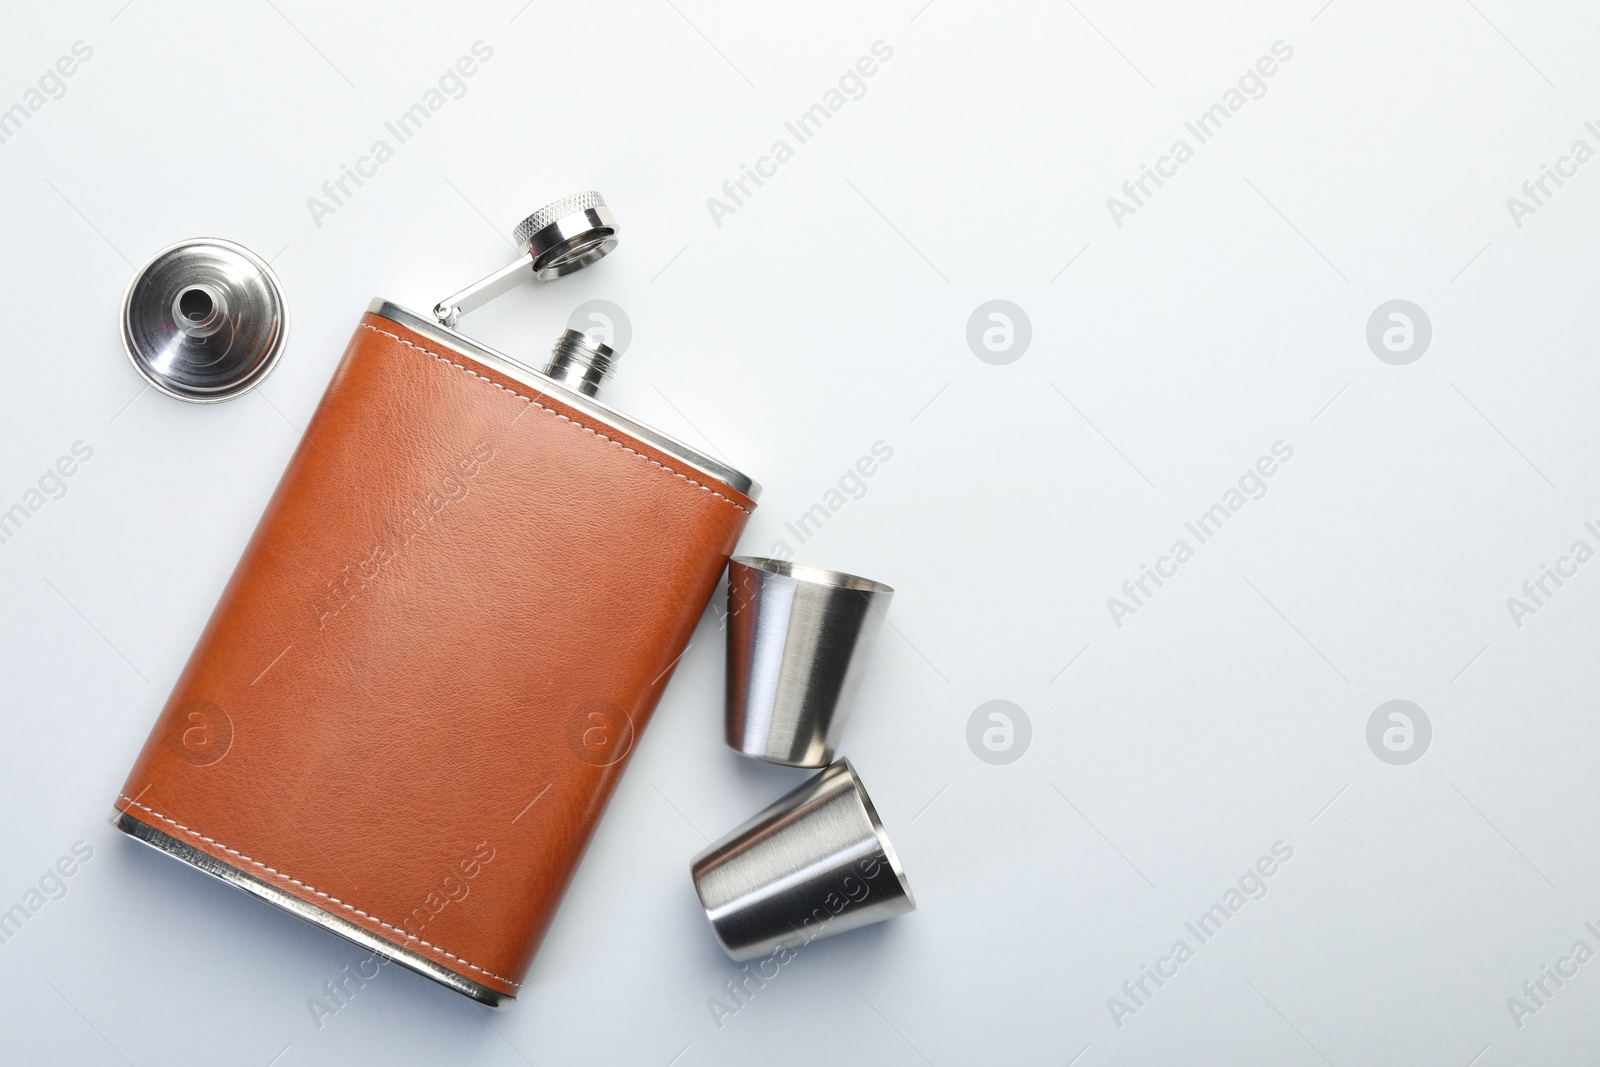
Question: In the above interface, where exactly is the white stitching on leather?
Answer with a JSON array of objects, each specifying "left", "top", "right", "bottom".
[
  {"left": 118, "top": 795, "right": 521, "bottom": 989},
  {"left": 358, "top": 322, "right": 752, "bottom": 515}
]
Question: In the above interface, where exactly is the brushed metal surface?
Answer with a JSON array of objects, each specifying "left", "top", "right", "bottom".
[
  {"left": 724, "top": 557, "right": 893, "bottom": 767},
  {"left": 690, "top": 760, "right": 915, "bottom": 962}
]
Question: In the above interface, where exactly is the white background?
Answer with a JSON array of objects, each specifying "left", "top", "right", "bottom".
[{"left": 2, "top": 1, "right": 1599, "bottom": 1064}]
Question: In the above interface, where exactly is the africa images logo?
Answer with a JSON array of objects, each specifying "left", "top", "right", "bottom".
[
  {"left": 312, "top": 440, "right": 495, "bottom": 629},
  {"left": 1106, "top": 441, "right": 1294, "bottom": 628},
  {"left": 0, "top": 440, "right": 94, "bottom": 547},
  {"left": 0, "top": 40, "right": 93, "bottom": 148},
  {"left": 305, "top": 41, "right": 494, "bottom": 228},
  {"left": 1106, "top": 842, "right": 1294, "bottom": 1028},
  {"left": 1105, "top": 41, "right": 1294, "bottom": 228},
  {"left": 0, "top": 841, "right": 94, "bottom": 948},
  {"left": 705, "top": 41, "right": 894, "bottom": 228}
]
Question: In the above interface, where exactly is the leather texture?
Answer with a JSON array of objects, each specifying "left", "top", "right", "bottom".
[{"left": 115, "top": 310, "right": 753, "bottom": 999}]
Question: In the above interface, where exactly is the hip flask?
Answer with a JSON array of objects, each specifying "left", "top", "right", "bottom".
[{"left": 112, "top": 193, "right": 758, "bottom": 1004}]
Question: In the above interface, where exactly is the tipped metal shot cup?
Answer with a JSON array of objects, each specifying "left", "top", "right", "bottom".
[
  {"left": 691, "top": 760, "right": 915, "bottom": 962},
  {"left": 725, "top": 557, "right": 893, "bottom": 768}
]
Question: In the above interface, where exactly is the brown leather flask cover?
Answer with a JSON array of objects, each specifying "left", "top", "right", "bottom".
[{"left": 114, "top": 308, "right": 754, "bottom": 1001}]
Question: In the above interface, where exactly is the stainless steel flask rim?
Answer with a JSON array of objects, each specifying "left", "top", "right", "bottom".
[
  {"left": 428, "top": 192, "right": 630, "bottom": 403},
  {"left": 114, "top": 809, "right": 509, "bottom": 1005},
  {"left": 121, "top": 237, "right": 289, "bottom": 403},
  {"left": 370, "top": 300, "right": 759, "bottom": 499},
  {"left": 405, "top": 189, "right": 758, "bottom": 497}
]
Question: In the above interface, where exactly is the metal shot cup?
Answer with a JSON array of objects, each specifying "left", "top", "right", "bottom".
[
  {"left": 724, "top": 557, "right": 894, "bottom": 768},
  {"left": 690, "top": 760, "right": 915, "bottom": 962}
]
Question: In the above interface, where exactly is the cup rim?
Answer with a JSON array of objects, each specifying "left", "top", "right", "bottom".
[
  {"left": 731, "top": 556, "right": 894, "bottom": 595},
  {"left": 839, "top": 759, "right": 916, "bottom": 909}
]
